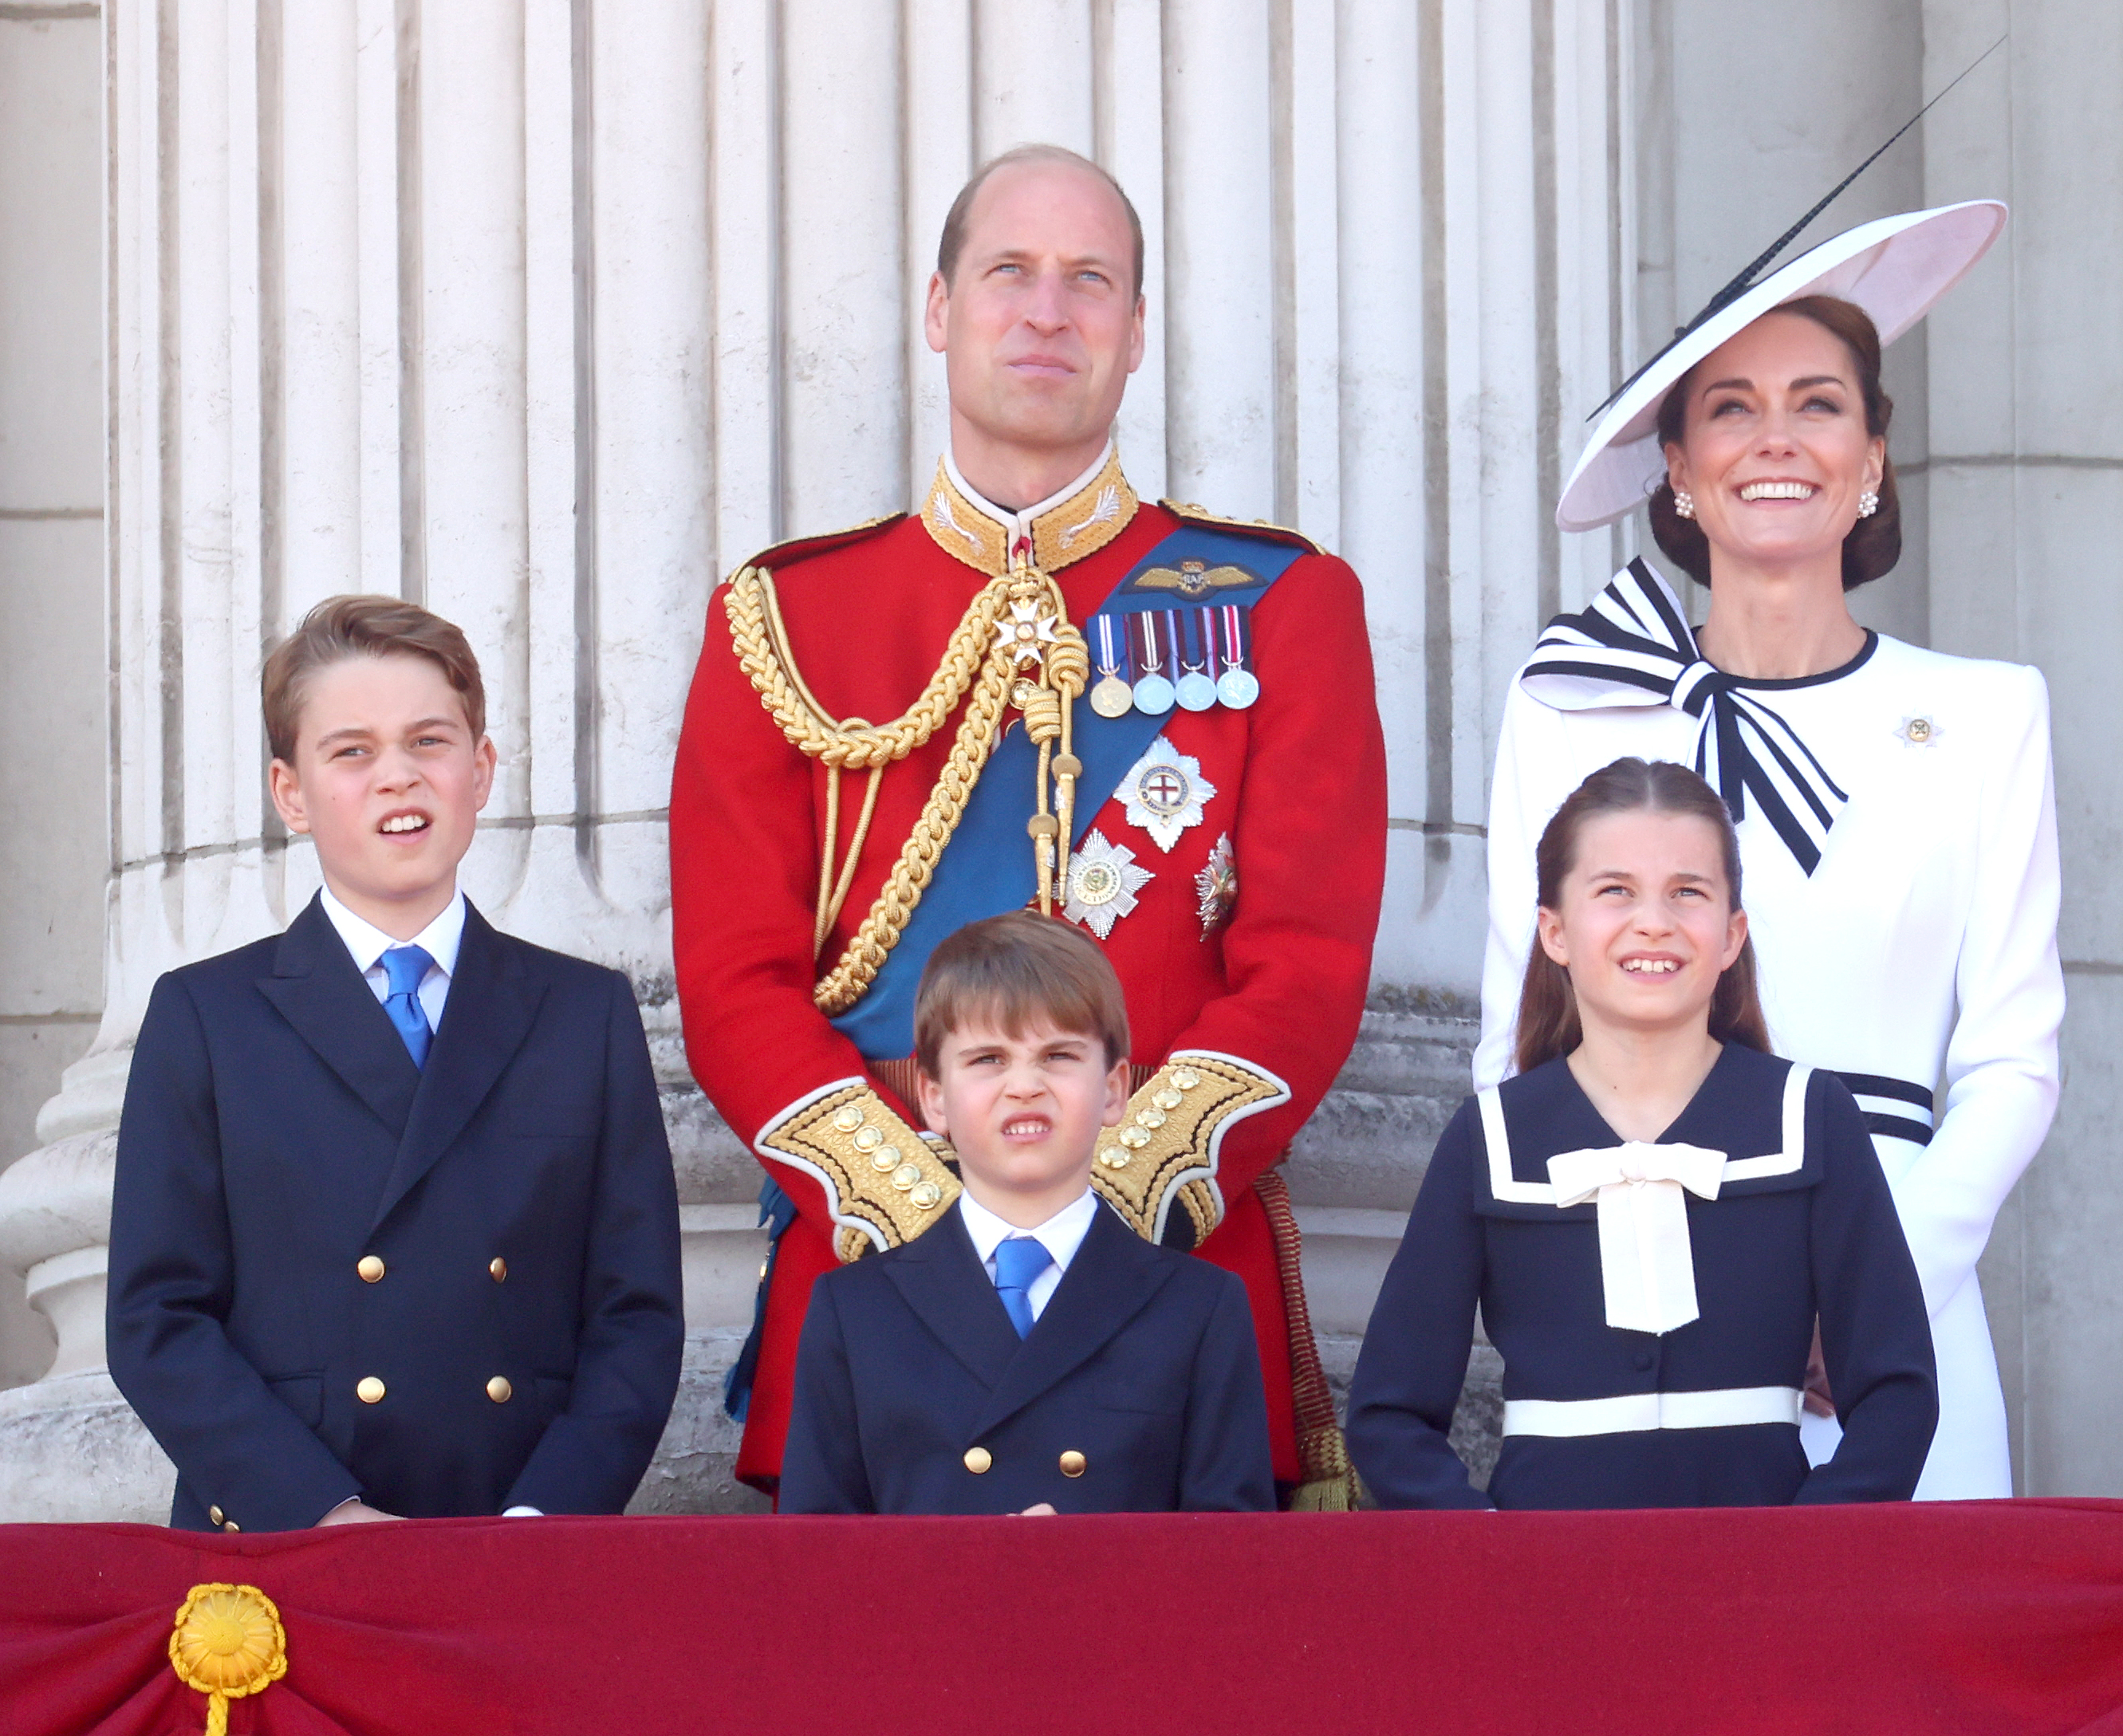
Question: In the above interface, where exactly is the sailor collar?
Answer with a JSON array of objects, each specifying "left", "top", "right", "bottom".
[{"left": 921, "top": 442, "right": 1139, "bottom": 576}]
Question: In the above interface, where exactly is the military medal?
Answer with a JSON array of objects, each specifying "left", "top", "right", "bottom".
[
  {"left": 1195, "top": 832, "right": 1239, "bottom": 936},
  {"left": 1173, "top": 609, "right": 1218, "bottom": 711},
  {"left": 1131, "top": 614, "right": 1176, "bottom": 715},
  {"left": 1089, "top": 614, "right": 1134, "bottom": 718},
  {"left": 1064, "top": 829, "right": 1154, "bottom": 939},
  {"left": 1215, "top": 604, "right": 1259, "bottom": 709},
  {"left": 1121, "top": 734, "right": 1217, "bottom": 852}
]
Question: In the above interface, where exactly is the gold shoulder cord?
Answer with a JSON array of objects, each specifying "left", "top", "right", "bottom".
[{"left": 724, "top": 551, "right": 1089, "bottom": 1017}]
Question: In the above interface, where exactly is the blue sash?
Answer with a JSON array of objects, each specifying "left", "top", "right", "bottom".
[{"left": 828, "top": 524, "right": 1306, "bottom": 1061}]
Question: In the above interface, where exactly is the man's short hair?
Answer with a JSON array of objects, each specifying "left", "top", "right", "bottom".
[
  {"left": 914, "top": 911, "right": 1132, "bottom": 1077},
  {"left": 261, "top": 594, "right": 486, "bottom": 764},
  {"left": 935, "top": 144, "right": 1145, "bottom": 301}
]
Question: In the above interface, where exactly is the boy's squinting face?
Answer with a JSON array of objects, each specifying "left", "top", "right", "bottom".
[
  {"left": 918, "top": 1015, "right": 1130, "bottom": 1213},
  {"left": 1535, "top": 809, "right": 1747, "bottom": 1042},
  {"left": 269, "top": 653, "right": 494, "bottom": 935}
]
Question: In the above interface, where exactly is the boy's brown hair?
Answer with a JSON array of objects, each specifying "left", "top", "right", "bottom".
[
  {"left": 261, "top": 594, "right": 486, "bottom": 764},
  {"left": 914, "top": 911, "right": 1131, "bottom": 1077}
]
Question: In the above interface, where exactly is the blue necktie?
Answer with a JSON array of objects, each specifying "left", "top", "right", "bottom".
[
  {"left": 992, "top": 1238, "right": 1052, "bottom": 1340},
  {"left": 379, "top": 945, "right": 435, "bottom": 1069}
]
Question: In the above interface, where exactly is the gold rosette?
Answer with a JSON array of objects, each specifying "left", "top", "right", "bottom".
[{"left": 169, "top": 1582, "right": 288, "bottom": 1735}]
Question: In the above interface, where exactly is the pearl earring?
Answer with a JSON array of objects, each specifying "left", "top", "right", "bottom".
[
  {"left": 1672, "top": 489, "right": 1696, "bottom": 521},
  {"left": 1857, "top": 488, "right": 1879, "bottom": 518}
]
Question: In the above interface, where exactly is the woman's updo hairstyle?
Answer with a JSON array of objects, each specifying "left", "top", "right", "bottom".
[
  {"left": 1648, "top": 294, "right": 1901, "bottom": 591},
  {"left": 1514, "top": 757, "right": 1770, "bottom": 1076}
]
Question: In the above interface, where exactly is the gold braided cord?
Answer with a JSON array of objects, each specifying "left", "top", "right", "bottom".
[{"left": 724, "top": 560, "right": 1072, "bottom": 1015}]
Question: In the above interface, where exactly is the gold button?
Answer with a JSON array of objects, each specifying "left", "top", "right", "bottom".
[
  {"left": 1059, "top": 1450, "right": 1086, "bottom": 1478},
  {"left": 1118, "top": 1126, "right": 1151, "bottom": 1149},
  {"left": 356, "top": 1254, "right": 385, "bottom": 1283},
  {"left": 1136, "top": 1108, "right": 1167, "bottom": 1129},
  {"left": 891, "top": 1162, "right": 921, "bottom": 1191},
  {"left": 1152, "top": 1088, "right": 1184, "bottom": 1111},
  {"left": 1172, "top": 1067, "right": 1200, "bottom": 1090},
  {"left": 869, "top": 1144, "right": 900, "bottom": 1172},
  {"left": 963, "top": 1447, "right": 992, "bottom": 1475},
  {"left": 490, "top": 1258, "right": 507, "bottom": 1282},
  {"left": 853, "top": 1124, "right": 884, "bottom": 1151},
  {"left": 486, "top": 1376, "right": 513, "bottom": 1403},
  {"left": 1097, "top": 1148, "right": 1131, "bottom": 1170},
  {"left": 832, "top": 1104, "right": 865, "bottom": 1132},
  {"left": 356, "top": 1376, "right": 386, "bottom": 1404},
  {"left": 223, "top": 1519, "right": 241, "bottom": 1533},
  {"left": 909, "top": 1181, "right": 943, "bottom": 1209},
  {"left": 208, "top": 1506, "right": 224, "bottom": 1527}
]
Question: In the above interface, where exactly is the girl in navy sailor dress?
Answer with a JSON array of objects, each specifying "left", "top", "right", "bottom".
[{"left": 1347, "top": 758, "right": 1937, "bottom": 1509}]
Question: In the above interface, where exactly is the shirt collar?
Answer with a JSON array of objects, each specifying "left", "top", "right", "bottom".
[
  {"left": 921, "top": 439, "right": 1138, "bottom": 575},
  {"left": 317, "top": 884, "right": 467, "bottom": 979},
  {"left": 957, "top": 1186, "right": 1101, "bottom": 1273}
]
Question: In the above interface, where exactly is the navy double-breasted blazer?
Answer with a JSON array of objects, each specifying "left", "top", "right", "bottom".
[
  {"left": 779, "top": 1198, "right": 1275, "bottom": 1514},
  {"left": 106, "top": 895, "right": 684, "bottom": 1531}
]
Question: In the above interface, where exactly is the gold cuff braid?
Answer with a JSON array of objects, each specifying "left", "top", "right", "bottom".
[
  {"left": 755, "top": 1083, "right": 962, "bottom": 1262},
  {"left": 1089, "top": 1055, "right": 1288, "bottom": 1247}
]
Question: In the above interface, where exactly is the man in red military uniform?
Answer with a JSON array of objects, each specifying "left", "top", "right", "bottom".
[{"left": 672, "top": 144, "right": 1386, "bottom": 1502}]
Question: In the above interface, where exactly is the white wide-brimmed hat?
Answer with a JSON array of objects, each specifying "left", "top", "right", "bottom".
[{"left": 1556, "top": 199, "right": 2007, "bottom": 533}]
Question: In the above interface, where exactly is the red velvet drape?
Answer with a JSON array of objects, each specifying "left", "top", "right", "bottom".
[{"left": 6, "top": 1504, "right": 2123, "bottom": 1734}]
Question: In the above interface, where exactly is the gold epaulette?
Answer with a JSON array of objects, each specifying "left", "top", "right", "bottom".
[
  {"left": 755, "top": 1081, "right": 961, "bottom": 1262},
  {"left": 1159, "top": 498, "right": 1326, "bottom": 557},
  {"left": 733, "top": 512, "right": 906, "bottom": 581},
  {"left": 1090, "top": 1053, "right": 1291, "bottom": 1250}
]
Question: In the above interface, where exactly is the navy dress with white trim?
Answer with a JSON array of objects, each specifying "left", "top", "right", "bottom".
[{"left": 1346, "top": 1043, "right": 1936, "bottom": 1510}]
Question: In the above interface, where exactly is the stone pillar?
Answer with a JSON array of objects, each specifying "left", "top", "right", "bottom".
[
  {"left": 0, "top": 0, "right": 1629, "bottom": 1518},
  {"left": 1920, "top": 0, "right": 2123, "bottom": 1496}
]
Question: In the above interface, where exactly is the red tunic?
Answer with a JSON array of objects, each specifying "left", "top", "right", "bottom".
[{"left": 671, "top": 489, "right": 1387, "bottom": 1490}]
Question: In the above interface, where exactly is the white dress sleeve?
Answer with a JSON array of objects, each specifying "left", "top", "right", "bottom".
[
  {"left": 1475, "top": 679, "right": 1556, "bottom": 1090},
  {"left": 1890, "top": 663, "right": 2064, "bottom": 1317}
]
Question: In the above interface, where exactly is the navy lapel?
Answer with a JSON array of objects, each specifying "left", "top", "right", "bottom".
[
  {"left": 368, "top": 903, "right": 547, "bottom": 1231},
  {"left": 968, "top": 1203, "right": 1177, "bottom": 1442},
  {"left": 255, "top": 896, "right": 420, "bottom": 1138},
  {"left": 882, "top": 1208, "right": 1024, "bottom": 1392}
]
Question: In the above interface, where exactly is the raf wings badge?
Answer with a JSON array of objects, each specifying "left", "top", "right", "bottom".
[{"left": 1129, "top": 557, "right": 1263, "bottom": 600}]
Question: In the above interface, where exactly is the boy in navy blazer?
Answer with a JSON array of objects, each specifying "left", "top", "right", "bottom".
[
  {"left": 778, "top": 911, "right": 1274, "bottom": 1514},
  {"left": 107, "top": 596, "right": 683, "bottom": 1531}
]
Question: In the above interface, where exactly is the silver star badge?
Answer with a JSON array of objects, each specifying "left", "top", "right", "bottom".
[
  {"left": 1002, "top": 600, "right": 1061, "bottom": 667},
  {"left": 1195, "top": 833, "right": 1238, "bottom": 937},
  {"left": 1121, "top": 734, "right": 1217, "bottom": 852},
  {"left": 1063, "top": 829, "right": 1153, "bottom": 939}
]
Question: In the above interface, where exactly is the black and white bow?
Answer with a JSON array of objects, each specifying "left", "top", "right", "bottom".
[{"left": 1521, "top": 561, "right": 1847, "bottom": 876}]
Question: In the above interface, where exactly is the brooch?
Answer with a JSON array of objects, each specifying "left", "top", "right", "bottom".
[
  {"left": 1121, "top": 734, "right": 1218, "bottom": 852},
  {"left": 1064, "top": 830, "right": 1154, "bottom": 939},
  {"left": 1195, "top": 833, "right": 1238, "bottom": 938}
]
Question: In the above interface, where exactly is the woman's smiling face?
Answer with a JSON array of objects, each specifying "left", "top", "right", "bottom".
[{"left": 1665, "top": 310, "right": 1885, "bottom": 576}]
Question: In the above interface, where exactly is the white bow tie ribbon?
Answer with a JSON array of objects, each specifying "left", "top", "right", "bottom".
[
  {"left": 1520, "top": 561, "right": 1848, "bottom": 876},
  {"left": 1546, "top": 1141, "right": 1728, "bottom": 1336}
]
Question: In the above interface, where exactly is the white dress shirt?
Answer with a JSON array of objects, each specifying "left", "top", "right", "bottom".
[
  {"left": 318, "top": 884, "right": 467, "bottom": 1035},
  {"left": 956, "top": 1187, "right": 1101, "bottom": 1325}
]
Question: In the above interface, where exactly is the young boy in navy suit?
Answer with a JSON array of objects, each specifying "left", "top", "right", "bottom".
[
  {"left": 778, "top": 912, "right": 1274, "bottom": 1514},
  {"left": 107, "top": 596, "right": 683, "bottom": 1530}
]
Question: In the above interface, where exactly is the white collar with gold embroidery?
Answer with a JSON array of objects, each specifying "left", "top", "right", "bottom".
[{"left": 923, "top": 441, "right": 1138, "bottom": 575}]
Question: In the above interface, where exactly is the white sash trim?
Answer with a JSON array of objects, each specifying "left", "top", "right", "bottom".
[{"left": 1503, "top": 1386, "right": 1804, "bottom": 1438}]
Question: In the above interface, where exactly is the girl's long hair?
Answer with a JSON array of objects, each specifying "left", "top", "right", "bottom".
[{"left": 1514, "top": 757, "right": 1770, "bottom": 1075}]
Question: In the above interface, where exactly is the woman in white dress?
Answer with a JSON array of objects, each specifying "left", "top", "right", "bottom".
[{"left": 1477, "top": 201, "right": 2062, "bottom": 1500}]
